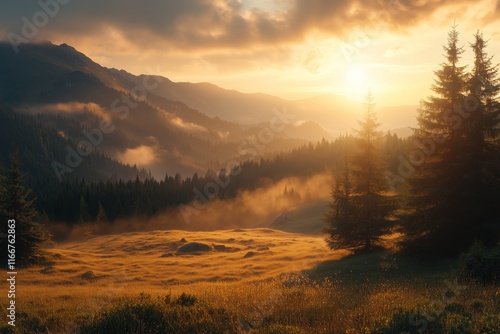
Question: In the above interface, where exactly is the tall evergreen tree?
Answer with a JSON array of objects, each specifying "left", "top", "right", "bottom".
[
  {"left": 463, "top": 31, "right": 500, "bottom": 243},
  {"left": 324, "top": 165, "right": 354, "bottom": 249},
  {"left": 0, "top": 154, "right": 48, "bottom": 265},
  {"left": 78, "top": 195, "right": 91, "bottom": 223},
  {"left": 402, "top": 27, "right": 500, "bottom": 255},
  {"left": 325, "top": 91, "right": 395, "bottom": 252},
  {"left": 95, "top": 202, "right": 108, "bottom": 223}
]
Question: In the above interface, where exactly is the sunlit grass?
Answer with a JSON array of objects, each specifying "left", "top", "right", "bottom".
[{"left": 1, "top": 229, "right": 499, "bottom": 333}]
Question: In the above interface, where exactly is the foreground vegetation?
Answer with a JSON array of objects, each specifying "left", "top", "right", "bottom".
[{"left": 1, "top": 241, "right": 499, "bottom": 334}]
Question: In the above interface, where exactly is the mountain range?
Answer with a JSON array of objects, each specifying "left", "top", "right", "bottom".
[{"left": 0, "top": 41, "right": 417, "bottom": 179}]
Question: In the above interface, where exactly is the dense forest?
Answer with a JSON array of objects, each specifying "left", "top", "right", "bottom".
[{"left": 0, "top": 108, "right": 408, "bottom": 223}]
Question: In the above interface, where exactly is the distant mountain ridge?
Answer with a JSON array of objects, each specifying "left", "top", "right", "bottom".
[
  {"left": 0, "top": 41, "right": 416, "bottom": 180},
  {"left": 0, "top": 42, "right": 323, "bottom": 178},
  {"left": 109, "top": 69, "right": 418, "bottom": 133}
]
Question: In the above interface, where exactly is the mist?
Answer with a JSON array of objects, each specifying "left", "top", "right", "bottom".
[{"left": 48, "top": 172, "right": 333, "bottom": 243}]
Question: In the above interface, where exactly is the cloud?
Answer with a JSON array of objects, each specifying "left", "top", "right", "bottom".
[
  {"left": 1, "top": 0, "right": 487, "bottom": 53},
  {"left": 23, "top": 102, "right": 111, "bottom": 121},
  {"left": 170, "top": 116, "right": 208, "bottom": 133},
  {"left": 116, "top": 145, "right": 157, "bottom": 166}
]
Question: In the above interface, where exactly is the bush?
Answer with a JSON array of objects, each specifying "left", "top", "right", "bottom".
[
  {"left": 175, "top": 293, "right": 197, "bottom": 306},
  {"left": 443, "top": 313, "right": 473, "bottom": 334},
  {"left": 79, "top": 294, "right": 239, "bottom": 334},
  {"left": 0, "top": 325, "right": 15, "bottom": 334},
  {"left": 256, "top": 324, "right": 306, "bottom": 334},
  {"left": 444, "top": 302, "right": 471, "bottom": 318},
  {"left": 79, "top": 294, "right": 168, "bottom": 334},
  {"left": 374, "top": 304, "right": 500, "bottom": 334},
  {"left": 477, "top": 314, "right": 500, "bottom": 333},
  {"left": 469, "top": 299, "right": 485, "bottom": 313},
  {"left": 458, "top": 243, "right": 500, "bottom": 284},
  {"left": 15, "top": 312, "right": 48, "bottom": 334},
  {"left": 373, "top": 308, "right": 444, "bottom": 334}
]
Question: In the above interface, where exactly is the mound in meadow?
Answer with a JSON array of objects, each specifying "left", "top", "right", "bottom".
[{"left": 176, "top": 242, "right": 214, "bottom": 254}]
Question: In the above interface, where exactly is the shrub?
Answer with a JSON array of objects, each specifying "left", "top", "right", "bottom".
[
  {"left": 16, "top": 312, "right": 48, "bottom": 334},
  {"left": 79, "top": 294, "right": 239, "bottom": 334},
  {"left": 0, "top": 325, "right": 15, "bottom": 334},
  {"left": 477, "top": 314, "right": 500, "bottom": 333},
  {"left": 458, "top": 243, "right": 500, "bottom": 284},
  {"left": 79, "top": 294, "right": 168, "bottom": 334},
  {"left": 444, "top": 302, "right": 471, "bottom": 318},
  {"left": 175, "top": 293, "right": 197, "bottom": 306},
  {"left": 469, "top": 299, "right": 486, "bottom": 313},
  {"left": 373, "top": 308, "right": 444, "bottom": 334},
  {"left": 443, "top": 313, "right": 473, "bottom": 334}
]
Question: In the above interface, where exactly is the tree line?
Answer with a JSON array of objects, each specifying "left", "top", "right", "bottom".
[{"left": 37, "top": 134, "right": 407, "bottom": 223}]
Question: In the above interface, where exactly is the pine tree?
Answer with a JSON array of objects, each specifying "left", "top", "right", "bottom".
[
  {"left": 325, "top": 91, "right": 395, "bottom": 252},
  {"left": 324, "top": 166, "right": 354, "bottom": 249},
  {"left": 0, "top": 154, "right": 48, "bottom": 265},
  {"left": 95, "top": 202, "right": 108, "bottom": 222},
  {"left": 78, "top": 195, "right": 91, "bottom": 223},
  {"left": 463, "top": 31, "right": 500, "bottom": 244},
  {"left": 402, "top": 26, "right": 497, "bottom": 254}
]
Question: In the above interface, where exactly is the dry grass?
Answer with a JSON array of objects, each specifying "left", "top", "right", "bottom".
[{"left": 1, "top": 228, "right": 499, "bottom": 333}]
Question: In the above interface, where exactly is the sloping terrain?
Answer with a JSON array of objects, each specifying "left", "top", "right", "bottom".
[
  {"left": 0, "top": 42, "right": 313, "bottom": 178},
  {"left": 30, "top": 229, "right": 340, "bottom": 288},
  {"left": 271, "top": 199, "right": 330, "bottom": 235}
]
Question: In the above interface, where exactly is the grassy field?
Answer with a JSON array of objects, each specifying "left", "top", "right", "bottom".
[{"left": 1, "top": 227, "right": 499, "bottom": 333}]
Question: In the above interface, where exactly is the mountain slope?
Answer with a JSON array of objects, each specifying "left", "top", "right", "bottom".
[
  {"left": 1, "top": 42, "right": 327, "bottom": 178},
  {"left": 108, "top": 69, "right": 289, "bottom": 124},
  {"left": 0, "top": 107, "right": 150, "bottom": 213},
  {"left": 109, "top": 69, "right": 418, "bottom": 135}
]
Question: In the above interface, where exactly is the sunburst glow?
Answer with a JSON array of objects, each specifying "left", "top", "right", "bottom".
[{"left": 347, "top": 66, "right": 366, "bottom": 86}]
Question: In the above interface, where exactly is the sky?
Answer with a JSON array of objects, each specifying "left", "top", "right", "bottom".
[{"left": 1, "top": 0, "right": 500, "bottom": 105}]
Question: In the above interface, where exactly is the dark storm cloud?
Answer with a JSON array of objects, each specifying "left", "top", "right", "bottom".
[{"left": 0, "top": 0, "right": 484, "bottom": 50}]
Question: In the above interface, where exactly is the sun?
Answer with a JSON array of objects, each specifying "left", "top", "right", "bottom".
[
  {"left": 341, "top": 65, "right": 370, "bottom": 101},
  {"left": 347, "top": 65, "right": 366, "bottom": 86}
]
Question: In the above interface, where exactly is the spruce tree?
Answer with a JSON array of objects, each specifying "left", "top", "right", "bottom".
[
  {"left": 95, "top": 202, "right": 108, "bottom": 222},
  {"left": 463, "top": 31, "right": 500, "bottom": 244},
  {"left": 324, "top": 166, "right": 354, "bottom": 249},
  {"left": 325, "top": 92, "right": 395, "bottom": 252},
  {"left": 1, "top": 154, "right": 48, "bottom": 265},
  {"left": 78, "top": 195, "right": 91, "bottom": 223},
  {"left": 402, "top": 26, "right": 499, "bottom": 254}
]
